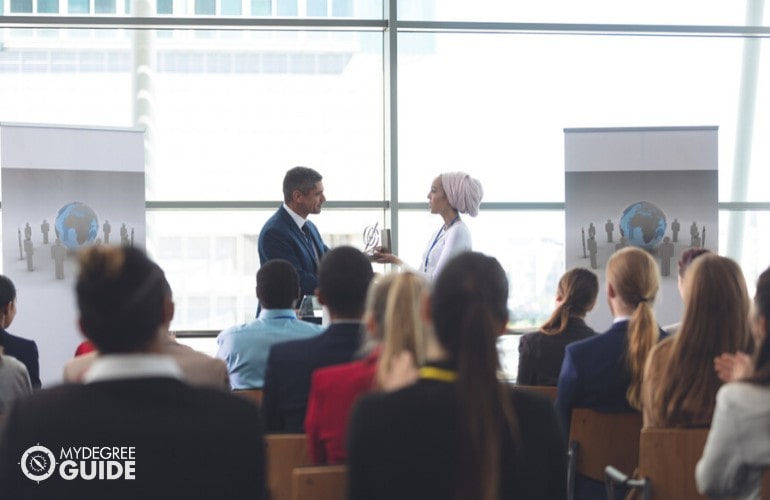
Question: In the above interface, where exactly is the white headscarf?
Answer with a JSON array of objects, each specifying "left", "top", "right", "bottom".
[{"left": 440, "top": 172, "right": 484, "bottom": 217}]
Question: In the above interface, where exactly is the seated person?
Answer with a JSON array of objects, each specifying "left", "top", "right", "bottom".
[
  {"left": 63, "top": 278, "right": 230, "bottom": 391},
  {"left": 643, "top": 254, "right": 750, "bottom": 428},
  {"left": 305, "top": 272, "right": 428, "bottom": 464},
  {"left": 262, "top": 246, "right": 374, "bottom": 433},
  {"left": 696, "top": 265, "right": 770, "bottom": 499},
  {"left": 662, "top": 248, "right": 710, "bottom": 335},
  {"left": 217, "top": 259, "right": 323, "bottom": 389},
  {"left": 0, "top": 246, "right": 264, "bottom": 498},
  {"left": 555, "top": 247, "right": 667, "bottom": 500},
  {"left": 517, "top": 267, "right": 598, "bottom": 386},
  {"left": 347, "top": 252, "right": 566, "bottom": 500},
  {"left": 0, "top": 275, "right": 40, "bottom": 388},
  {"left": 0, "top": 334, "right": 31, "bottom": 414}
]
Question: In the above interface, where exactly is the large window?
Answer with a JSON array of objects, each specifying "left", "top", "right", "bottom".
[{"left": 1, "top": 1, "right": 769, "bottom": 337}]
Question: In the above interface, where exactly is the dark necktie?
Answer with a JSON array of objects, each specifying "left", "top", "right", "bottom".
[{"left": 302, "top": 223, "right": 319, "bottom": 264}]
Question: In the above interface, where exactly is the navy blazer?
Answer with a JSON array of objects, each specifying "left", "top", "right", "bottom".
[
  {"left": 258, "top": 206, "right": 330, "bottom": 297},
  {"left": 555, "top": 320, "right": 667, "bottom": 435},
  {"left": 262, "top": 322, "right": 362, "bottom": 433},
  {"left": 1, "top": 329, "right": 40, "bottom": 388}
]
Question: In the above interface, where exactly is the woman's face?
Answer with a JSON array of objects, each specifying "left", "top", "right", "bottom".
[{"left": 427, "top": 176, "right": 450, "bottom": 215}]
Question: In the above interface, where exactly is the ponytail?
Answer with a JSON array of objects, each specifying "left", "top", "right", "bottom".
[
  {"left": 625, "top": 300, "right": 658, "bottom": 409},
  {"left": 540, "top": 302, "right": 570, "bottom": 336},
  {"left": 540, "top": 268, "right": 598, "bottom": 336}
]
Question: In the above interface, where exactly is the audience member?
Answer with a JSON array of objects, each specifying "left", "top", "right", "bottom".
[
  {"left": 642, "top": 254, "right": 750, "bottom": 428},
  {"left": 305, "top": 272, "right": 428, "bottom": 464},
  {"left": 0, "top": 246, "right": 264, "bottom": 498},
  {"left": 555, "top": 247, "right": 666, "bottom": 500},
  {"left": 217, "top": 259, "right": 323, "bottom": 389},
  {"left": 0, "top": 275, "right": 40, "bottom": 388},
  {"left": 517, "top": 267, "right": 598, "bottom": 386},
  {"left": 0, "top": 334, "right": 31, "bottom": 415},
  {"left": 663, "top": 247, "right": 711, "bottom": 335},
  {"left": 347, "top": 252, "right": 565, "bottom": 500},
  {"left": 696, "top": 265, "right": 770, "bottom": 499},
  {"left": 63, "top": 276, "right": 230, "bottom": 390},
  {"left": 262, "top": 246, "right": 374, "bottom": 433}
]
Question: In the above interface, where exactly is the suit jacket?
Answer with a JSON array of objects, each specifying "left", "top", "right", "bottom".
[
  {"left": 517, "top": 317, "right": 596, "bottom": 386},
  {"left": 347, "top": 366, "right": 566, "bottom": 500},
  {"left": 305, "top": 349, "right": 378, "bottom": 464},
  {"left": 262, "top": 322, "right": 363, "bottom": 433},
  {"left": 555, "top": 320, "right": 668, "bottom": 434},
  {"left": 63, "top": 340, "right": 231, "bottom": 391},
  {"left": 258, "top": 206, "right": 329, "bottom": 297},
  {"left": 1, "top": 329, "right": 40, "bottom": 388},
  {"left": 0, "top": 378, "right": 265, "bottom": 499}
]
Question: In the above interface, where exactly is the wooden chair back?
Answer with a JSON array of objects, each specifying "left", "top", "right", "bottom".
[
  {"left": 569, "top": 409, "right": 642, "bottom": 482},
  {"left": 762, "top": 468, "right": 770, "bottom": 498},
  {"left": 266, "top": 434, "right": 310, "bottom": 500},
  {"left": 291, "top": 465, "right": 347, "bottom": 500},
  {"left": 635, "top": 427, "right": 709, "bottom": 500},
  {"left": 232, "top": 388, "right": 263, "bottom": 406},
  {"left": 513, "top": 384, "right": 558, "bottom": 401}
]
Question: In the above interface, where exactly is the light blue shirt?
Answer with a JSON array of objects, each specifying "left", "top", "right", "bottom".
[{"left": 216, "top": 308, "right": 324, "bottom": 389}]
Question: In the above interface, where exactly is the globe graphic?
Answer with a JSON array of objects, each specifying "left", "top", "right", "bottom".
[
  {"left": 619, "top": 201, "right": 667, "bottom": 250},
  {"left": 55, "top": 202, "right": 99, "bottom": 249}
]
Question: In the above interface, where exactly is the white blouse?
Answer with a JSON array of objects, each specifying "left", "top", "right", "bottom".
[{"left": 419, "top": 220, "right": 472, "bottom": 280}]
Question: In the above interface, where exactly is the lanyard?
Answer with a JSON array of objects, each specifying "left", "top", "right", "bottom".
[
  {"left": 423, "top": 214, "right": 460, "bottom": 272},
  {"left": 419, "top": 366, "right": 458, "bottom": 383}
]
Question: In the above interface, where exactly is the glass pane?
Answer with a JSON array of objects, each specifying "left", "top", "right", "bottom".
[
  {"left": 251, "top": 0, "right": 271, "bottom": 15},
  {"left": 157, "top": 0, "right": 173, "bottom": 14},
  {"left": 147, "top": 208, "right": 385, "bottom": 331},
  {"left": 307, "top": 0, "right": 326, "bottom": 17},
  {"left": 67, "top": 0, "right": 89, "bottom": 14},
  {"left": 0, "top": 29, "right": 384, "bottom": 202},
  {"left": 222, "top": 0, "right": 242, "bottom": 15},
  {"left": 332, "top": 0, "right": 352, "bottom": 17},
  {"left": 195, "top": 0, "right": 216, "bottom": 15},
  {"left": 38, "top": 0, "right": 58, "bottom": 13},
  {"left": 276, "top": 0, "right": 297, "bottom": 16},
  {"left": 397, "top": 210, "right": 565, "bottom": 328},
  {"left": 396, "top": 0, "right": 759, "bottom": 26},
  {"left": 95, "top": 0, "right": 116, "bottom": 14},
  {"left": 398, "top": 33, "right": 769, "bottom": 203},
  {"left": 10, "top": 0, "right": 31, "bottom": 12}
]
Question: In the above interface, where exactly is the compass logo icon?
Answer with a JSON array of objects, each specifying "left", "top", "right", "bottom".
[{"left": 20, "top": 444, "right": 57, "bottom": 482}]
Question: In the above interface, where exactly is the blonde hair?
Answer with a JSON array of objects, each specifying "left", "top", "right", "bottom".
[
  {"left": 606, "top": 247, "right": 660, "bottom": 410},
  {"left": 648, "top": 254, "right": 750, "bottom": 426},
  {"left": 375, "top": 272, "right": 428, "bottom": 387}
]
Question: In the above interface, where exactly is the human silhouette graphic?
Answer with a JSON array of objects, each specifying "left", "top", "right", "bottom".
[
  {"left": 51, "top": 238, "right": 66, "bottom": 279},
  {"left": 103, "top": 220, "right": 112, "bottom": 244},
  {"left": 587, "top": 236, "right": 598, "bottom": 270},
  {"left": 41, "top": 219, "right": 50, "bottom": 244},
  {"left": 671, "top": 219, "right": 680, "bottom": 243},
  {"left": 659, "top": 236, "right": 675, "bottom": 277},
  {"left": 605, "top": 219, "right": 614, "bottom": 243},
  {"left": 23, "top": 237, "right": 33, "bottom": 271}
]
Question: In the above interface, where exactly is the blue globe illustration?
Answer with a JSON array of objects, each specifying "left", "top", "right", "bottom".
[
  {"left": 55, "top": 202, "right": 99, "bottom": 249},
  {"left": 619, "top": 201, "right": 667, "bottom": 250}
]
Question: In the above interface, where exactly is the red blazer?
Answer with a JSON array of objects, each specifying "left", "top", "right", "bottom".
[{"left": 305, "top": 350, "right": 379, "bottom": 464}]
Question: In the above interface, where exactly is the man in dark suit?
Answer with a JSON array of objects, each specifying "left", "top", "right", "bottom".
[
  {"left": 258, "top": 166, "right": 330, "bottom": 298},
  {"left": 262, "top": 246, "right": 374, "bottom": 433},
  {"left": 0, "top": 247, "right": 265, "bottom": 500}
]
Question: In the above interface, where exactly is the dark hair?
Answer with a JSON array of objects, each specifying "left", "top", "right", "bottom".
[
  {"left": 678, "top": 248, "right": 710, "bottom": 278},
  {"left": 257, "top": 259, "right": 301, "bottom": 309},
  {"left": 540, "top": 268, "right": 598, "bottom": 335},
  {"left": 0, "top": 275, "right": 17, "bottom": 309},
  {"left": 76, "top": 246, "right": 168, "bottom": 354},
  {"left": 283, "top": 166, "right": 323, "bottom": 204},
  {"left": 431, "top": 252, "right": 517, "bottom": 500},
  {"left": 317, "top": 246, "right": 373, "bottom": 318},
  {"left": 748, "top": 267, "right": 770, "bottom": 385}
]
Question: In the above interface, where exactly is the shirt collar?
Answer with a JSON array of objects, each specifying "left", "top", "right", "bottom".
[
  {"left": 83, "top": 354, "right": 184, "bottom": 384},
  {"left": 613, "top": 315, "right": 631, "bottom": 324},
  {"left": 259, "top": 308, "right": 298, "bottom": 320},
  {"left": 283, "top": 203, "right": 306, "bottom": 230}
]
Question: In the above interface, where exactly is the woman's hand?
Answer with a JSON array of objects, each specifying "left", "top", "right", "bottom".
[
  {"left": 714, "top": 351, "right": 753, "bottom": 383},
  {"left": 372, "top": 249, "right": 402, "bottom": 265}
]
